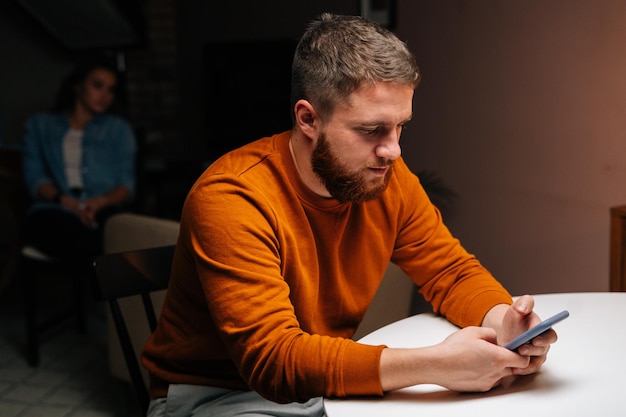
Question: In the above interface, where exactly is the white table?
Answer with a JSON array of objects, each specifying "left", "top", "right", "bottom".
[{"left": 324, "top": 292, "right": 626, "bottom": 417}]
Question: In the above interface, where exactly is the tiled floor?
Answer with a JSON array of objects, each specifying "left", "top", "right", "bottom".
[{"left": 0, "top": 273, "right": 142, "bottom": 417}]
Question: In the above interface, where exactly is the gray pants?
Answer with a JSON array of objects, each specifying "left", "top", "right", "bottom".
[{"left": 147, "top": 384, "right": 325, "bottom": 417}]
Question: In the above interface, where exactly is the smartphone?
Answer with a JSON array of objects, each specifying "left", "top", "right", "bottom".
[{"left": 503, "top": 310, "right": 569, "bottom": 351}]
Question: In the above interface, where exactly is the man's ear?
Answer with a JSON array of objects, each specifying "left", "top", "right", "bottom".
[{"left": 293, "top": 99, "right": 320, "bottom": 139}]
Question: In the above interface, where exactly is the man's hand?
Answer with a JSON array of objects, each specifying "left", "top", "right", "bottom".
[
  {"left": 379, "top": 326, "right": 529, "bottom": 393},
  {"left": 483, "top": 295, "right": 558, "bottom": 375},
  {"left": 379, "top": 295, "right": 559, "bottom": 393},
  {"left": 422, "top": 326, "right": 531, "bottom": 392}
]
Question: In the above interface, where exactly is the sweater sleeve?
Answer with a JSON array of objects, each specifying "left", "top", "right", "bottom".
[
  {"left": 391, "top": 163, "right": 512, "bottom": 327},
  {"left": 182, "top": 174, "right": 386, "bottom": 403},
  {"left": 109, "top": 117, "right": 137, "bottom": 194}
]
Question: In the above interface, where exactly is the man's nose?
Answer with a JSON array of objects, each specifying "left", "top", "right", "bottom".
[{"left": 376, "top": 131, "right": 402, "bottom": 160}]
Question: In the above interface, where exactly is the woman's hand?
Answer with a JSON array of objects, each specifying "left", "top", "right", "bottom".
[
  {"left": 59, "top": 194, "right": 99, "bottom": 229},
  {"left": 80, "top": 196, "right": 108, "bottom": 228}
]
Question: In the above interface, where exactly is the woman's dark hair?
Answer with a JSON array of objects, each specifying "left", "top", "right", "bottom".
[{"left": 52, "top": 53, "right": 124, "bottom": 114}]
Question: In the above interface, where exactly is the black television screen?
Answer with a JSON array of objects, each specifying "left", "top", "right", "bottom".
[{"left": 203, "top": 39, "right": 296, "bottom": 161}]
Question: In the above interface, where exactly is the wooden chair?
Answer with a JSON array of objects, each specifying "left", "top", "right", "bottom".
[
  {"left": 610, "top": 205, "right": 626, "bottom": 291},
  {"left": 91, "top": 244, "right": 175, "bottom": 415}
]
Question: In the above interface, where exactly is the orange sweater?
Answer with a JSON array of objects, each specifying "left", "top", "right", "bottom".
[{"left": 142, "top": 131, "right": 512, "bottom": 403}]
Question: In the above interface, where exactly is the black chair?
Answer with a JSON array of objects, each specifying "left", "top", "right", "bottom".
[
  {"left": 20, "top": 245, "right": 87, "bottom": 366},
  {"left": 91, "top": 244, "right": 174, "bottom": 415}
]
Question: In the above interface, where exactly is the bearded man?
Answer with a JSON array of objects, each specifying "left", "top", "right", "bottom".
[{"left": 143, "top": 13, "right": 556, "bottom": 417}]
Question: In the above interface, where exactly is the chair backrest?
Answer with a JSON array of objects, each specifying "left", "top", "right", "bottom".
[
  {"left": 103, "top": 212, "right": 179, "bottom": 379},
  {"left": 92, "top": 244, "right": 175, "bottom": 415}
]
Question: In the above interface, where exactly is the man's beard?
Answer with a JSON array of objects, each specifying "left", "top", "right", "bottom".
[{"left": 311, "top": 133, "right": 393, "bottom": 203}]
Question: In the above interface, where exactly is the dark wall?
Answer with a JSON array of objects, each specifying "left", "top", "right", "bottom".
[
  {"left": 176, "top": 0, "right": 359, "bottom": 164},
  {"left": 0, "top": 1, "right": 361, "bottom": 218},
  {"left": 0, "top": 1, "right": 76, "bottom": 146}
]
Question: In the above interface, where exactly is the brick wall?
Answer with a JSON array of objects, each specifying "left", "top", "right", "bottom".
[{"left": 123, "top": 0, "right": 191, "bottom": 218}]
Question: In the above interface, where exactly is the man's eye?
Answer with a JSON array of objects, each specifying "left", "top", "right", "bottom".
[{"left": 361, "top": 127, "right": 380, "bottom": 136}]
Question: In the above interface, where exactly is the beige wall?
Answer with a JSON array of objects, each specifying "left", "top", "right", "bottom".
[{"left": 393, "top": 0, "right": 626, "bottom": 296}]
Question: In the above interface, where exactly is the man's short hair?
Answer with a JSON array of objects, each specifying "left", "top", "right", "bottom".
[{"left": 291, "top": 13, "right": 420, "bottom": 122}]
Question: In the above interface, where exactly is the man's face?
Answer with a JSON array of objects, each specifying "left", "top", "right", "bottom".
[{"left": 310, "top": 82, "right": 414, "bottom": 203}]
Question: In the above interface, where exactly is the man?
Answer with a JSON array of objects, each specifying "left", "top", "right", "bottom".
[{"left": 143, "top": 13, "right": 556, "bottom": 417}]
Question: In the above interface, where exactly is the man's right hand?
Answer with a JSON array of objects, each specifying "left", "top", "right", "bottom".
[{"left": 379, "top": 326, "right": 529, "bottom": 393}]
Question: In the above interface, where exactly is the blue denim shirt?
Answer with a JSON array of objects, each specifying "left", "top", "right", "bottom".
[{"left": 22, "top": 112, "right": 136, "bottom": 203}]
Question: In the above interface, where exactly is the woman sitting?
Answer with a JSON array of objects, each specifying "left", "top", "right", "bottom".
[{"left": 22, "top": 54, "right": 136, "bottom": 260}]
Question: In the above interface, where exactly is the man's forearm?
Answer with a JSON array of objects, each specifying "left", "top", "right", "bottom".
[{"left": 379, "top": 346, "right": 436, "bottom": 392}]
